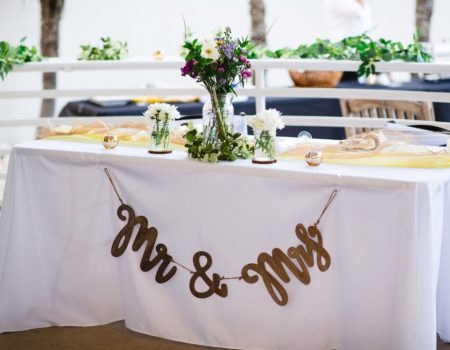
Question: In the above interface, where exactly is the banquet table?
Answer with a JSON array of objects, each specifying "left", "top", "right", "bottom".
[{"left": 1, "top": 139, "right": 450, "bottom": 350}]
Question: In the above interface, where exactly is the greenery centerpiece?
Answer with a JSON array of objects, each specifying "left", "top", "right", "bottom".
[
  {"left": 248, "top": 109, "right": 284, "bottom": 164},
  {"left": 144, "top": 103, "right": 181, "bottom": 154},
  {"left": 247, "top": 33, "right": 432, "bottom": 77},
  {"left": 78, "top": 37, "right": 128, "bottom": 61},
  {"left": 181, "top": 27, "right": 253, "bottom": 162},
  {"left": 0, "top": 38, "right": 41, "bottom": 81}
]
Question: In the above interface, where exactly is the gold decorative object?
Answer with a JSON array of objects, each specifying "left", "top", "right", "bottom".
[
  {"left": 241, "top": 190, "right": 336, "bottom": 306},
  {"left": 103, "top": 135, "right": 118, "bottom": 149},
  {"left": 241, "top": 223, "right": 331, "bottom": 306},
  {"left": 189, "top": 251, "right": 228, "bottom": 298},
  {"left": 152, "top": 49, "right": 165, "bottom": 60},
  {"left": 105, "top": 169, "right": 177, "bottom": 284},
  {"left": 105, "top": 168, "right": 338, "bottom": 306},
  {"left": 112, "top": 203, "right": 177, "bottom": 283},
  {"left": 305, "top": 150, "right": 323, "bottom": 166}
]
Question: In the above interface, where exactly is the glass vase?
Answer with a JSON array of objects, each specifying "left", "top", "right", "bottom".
[
  {"left": 252, "top": 129, "right": 277, "bottom": 164},
  {"left": 148, "top": 120, "right": 172, "bottom": 154},
  {"left": 202, "top": 93, "right": 234, "bottom": 145}
]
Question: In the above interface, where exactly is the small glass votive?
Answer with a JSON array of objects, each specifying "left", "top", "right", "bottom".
[
  {"left": 298, "top": 131, "right": 312, "bottom": 142},
  {"left": 305, "top": 149, "right": 323, "bottom": 166},
  {"left": 103, "top": 135, "right": 118, "bottom": 149}
]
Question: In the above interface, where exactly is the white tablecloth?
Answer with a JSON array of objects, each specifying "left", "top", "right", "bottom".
[{"left": 0, "top": 140, "right": 449, "bottom": 350}]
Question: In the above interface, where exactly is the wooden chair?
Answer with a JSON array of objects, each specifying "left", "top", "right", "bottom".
[{"left": 339, "top": 99, "right": 435, "bottom": 137}]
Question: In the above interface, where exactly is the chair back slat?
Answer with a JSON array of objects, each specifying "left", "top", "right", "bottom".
[{"left": 339, "top": 99, "right": 436, "bottom": 137}]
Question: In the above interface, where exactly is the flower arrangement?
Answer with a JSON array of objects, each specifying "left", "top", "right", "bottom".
[
  {"left": 144, "top": 103, "right": 181, "bottom": 154},
  {"left": 144, "top": 103, "right": 181, "bottom": 122},
  {"left": 181, "top": 27, "right": 252, "bottom": 97},
  {"left": 248, "top": 109, "right": 284, "bottom": 164},
  {"left": 181, "top": 27, "right": 253, "bottom": 162}
]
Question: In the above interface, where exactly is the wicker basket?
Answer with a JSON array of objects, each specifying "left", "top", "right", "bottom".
[{"left": 289, "top": 70, "right": 343, "bottom": 88}]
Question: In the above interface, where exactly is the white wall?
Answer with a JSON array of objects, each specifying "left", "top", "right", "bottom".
[{"left": 1, "top": 0, "right": 450, "bottom": 143}]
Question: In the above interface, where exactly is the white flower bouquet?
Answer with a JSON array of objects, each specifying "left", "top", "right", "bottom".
[
  {"left": 144, "top": 103, "right": 181, "bottom": 122},
  {"left": 248, "top": 109, "right": 285, "bottom": 134},
  {"left": 144, "top": 103, "right": 181, "bottom": 154},
  {"left": 248, "top": 109, "right": 284, "bottom": 164}
]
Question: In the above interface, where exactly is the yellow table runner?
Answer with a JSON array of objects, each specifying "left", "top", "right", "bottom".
[{"left": 44, "top": 133, "right": 450, "bottom": 169}]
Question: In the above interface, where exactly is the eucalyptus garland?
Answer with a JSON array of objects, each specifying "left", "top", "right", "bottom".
[
  {"left": 78, "top": 37, "right": 128, "bottom": 61},
  {"left": 247, "top": 33, "right": 432, "bottom": 77},
  {"left": 0, "top": 38, "right": 41, "bottom": 80}
]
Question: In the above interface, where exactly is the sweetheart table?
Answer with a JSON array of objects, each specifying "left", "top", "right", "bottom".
[{"left": 0, "top": 139, "right": 450, "bottom": 350}]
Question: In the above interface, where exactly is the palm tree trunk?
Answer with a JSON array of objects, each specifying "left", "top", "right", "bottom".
[
  {"left": 249, "top": 0, "right": 266, "bottom": 45},
  {"left": 416, "top": 0, "right": 433, "bottom": 42},
  {"left": 39, "top": 0, "right": 64, "bottom": 118}
]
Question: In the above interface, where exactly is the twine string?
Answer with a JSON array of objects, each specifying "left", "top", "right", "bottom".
[
  {"left": 170, "top": 258, "right": 195, "bottom": 274},
  {"left": 104, "top": 168, "right": 124, "bottom": 205},
  {"left": 221, "top": 276, "right": 243, "bottom": 281},
  {"left": 314, "top": 189, "right": 338, "bottom": 227}
]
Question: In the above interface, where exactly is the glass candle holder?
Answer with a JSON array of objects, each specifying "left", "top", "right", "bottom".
[
  {"left": 148, "top": 120, "right": 172, "bottom": 154},
  {"left": 103, "top": 135, "right": 118, "bottom": 149},
  {"left": 252, "top": 129, "right": 277, "bottom": 164}
]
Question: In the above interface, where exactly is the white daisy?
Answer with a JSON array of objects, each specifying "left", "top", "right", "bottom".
[
  {"left": 248, "top": 109, "right": 284, "bottom": 133},
  {"left": 144, "top": 103, "right": 181, "bottom": 122},
  {"left": 248, "top": 115, "right": 265, "bottom": 131},
  {"left": 201, "top": 40, "right": 220, "bottom": 61}
]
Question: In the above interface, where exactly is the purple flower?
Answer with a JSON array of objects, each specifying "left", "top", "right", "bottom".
[
  {"left": 239, "top": 56, "right": 248, "bottom": 64},
  {"left": 181, "top": 60, "right": 195, "bottom": 77},
  {"left": 241, "top": 69, "right": 252, "bottom": 79},
  {"left": 222, "top": 42, "right": 236, "bottom": 59},
  {"left": 223, "top": 47, "right": 233, "bottom": 59},
  {"left": 218, "top": 67, "right": 225, "bottom": 73}
]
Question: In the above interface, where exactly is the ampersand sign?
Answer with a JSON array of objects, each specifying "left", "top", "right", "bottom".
[{"left": 189, "top": 251, "right": 228, "bottom": 299}]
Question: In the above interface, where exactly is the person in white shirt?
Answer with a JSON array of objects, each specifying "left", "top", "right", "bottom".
[{"left": 324, "top": 0, "right": 373, "bottom": 41}]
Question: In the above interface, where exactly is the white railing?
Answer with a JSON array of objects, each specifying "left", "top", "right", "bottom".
[
  {"left": 1, "top": 57, "right": 450, "bottom": 176},
  {"left": 4, "top": 58, "right": 450, "bottom": 109}
]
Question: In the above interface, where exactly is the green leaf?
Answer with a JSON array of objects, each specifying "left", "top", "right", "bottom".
[
  {"left": 209, "top": 153, "right": 218, "bottom": 162},
  {"left": 78, "top": 37, "right": 128, "bottom": 61},
  {"left": 185, "top": 131, "right": 195, "bottom": 142}
]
